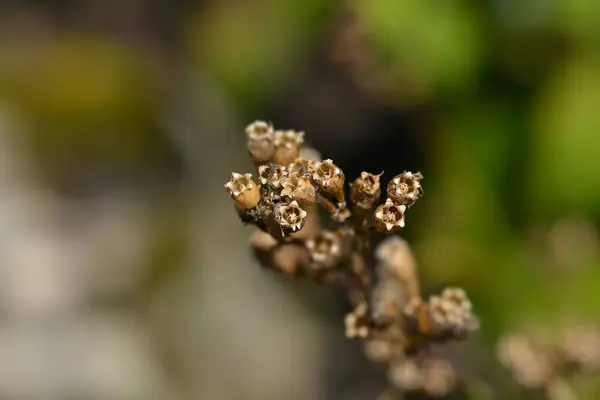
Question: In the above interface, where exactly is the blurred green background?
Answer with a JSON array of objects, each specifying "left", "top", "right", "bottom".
[{"left": 0, "top": 0, "right": 598, "bottom": 399}]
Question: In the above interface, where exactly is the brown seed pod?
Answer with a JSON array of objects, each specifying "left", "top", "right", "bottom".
[
  {"left": 387, "top": 172, "right": 423, "bottom": 206},
  {"left": 224, "top": 172, "right": 261, "bottom": 209},
  {"left": 373, "top": 198, "right": 406, "bottom": 233},
  {"left": 280, "top": 174, "right": 317, "bottom": 204},
  {"left": 273, "top": 130, "right": 304, "bottom": 165}
]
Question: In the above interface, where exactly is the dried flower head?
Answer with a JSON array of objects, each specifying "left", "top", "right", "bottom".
[
  {"left": 275, "top": 200, "right": 307, "bottom": 234},
  {"left": 258, "top": 163, "right": 288, "bottom": 189},
  {"left": 373, "top": 199, "right": 407, "bottom": 233},
  {"left": 387, "top": 172, "right": 423, "bottom": 206},
  {"left": 312, "top": 159, "right": 345, "bottom": 196},
  {"left": 224, "top": 172, "right": 261, "bottom": 209},
  {"left": 426, "top": 287, "right": 479, "bottom": 339},
  {"left": 287, "top": 157, "right": 316, "bottom": 178},
  {"left": 280, "top": 174, "right": 317, "bottom": 204},
  {"left": 305, "top": 231, "right": 343, "bottom": 269},
  {"left": 246, "top": 121, "right": 275, "bottom": 163},
  {"left": 273, "top": 130, "right": 305, "bottom": 165},
  {"left": 351, "top": 171, "right": 383, "bottom": 209}
]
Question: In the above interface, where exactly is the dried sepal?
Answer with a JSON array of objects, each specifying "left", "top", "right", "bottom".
[
  {"left": 305, "top": 230, "right": 343, "bottom": 269},
  {"left": 280, "top": 174, "right": 317, "bottom": 204},
  {"left": 258, "top": 163, "right": 287, "bottom": 189},
  {"left": 274, "top": 200, "right": 307, "bottom": 234},
  {"left": 373, "top": 198, "right": 406, "bottom": 233},
  {"left": 351, "top": 171, "right": 383, "bottom": 209},
  {"left": 246, "top": 121, "right": 275, "bottom": 164},
  {"left": 387, "top": 171, "right": 423, "bottom": 206},
  {"left": 224, "top": 172, "right": 261, "bottom": 209},
  {"left": 273, "top": 130, "right": 304, "bottom": 165}
]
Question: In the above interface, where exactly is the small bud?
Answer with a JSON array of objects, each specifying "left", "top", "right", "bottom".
[
  {"left": 280, "top": 174, "right": 317, "bottom": 204},
  {"left": 287, "top": 157, "right": 316, "bottom": 178},
  {"left": 224, "top": 172, "right": 261, "bottom": 209},
  {"left": 273, "top": 130, "right": 304, "bottom": 165},
  {"left": 275, "top": 200, "right": 307, "bottom": 234},
  {"left": 387, "top": 172, "right": 423, "bottom": 206},
  {"left": 373, "top": 198, "right": 406, "bottom": 233},
  {"left": 312, "top": 159, "right": 345, "bottom": 205},
  {"left": 350, "top": 171, "right": 382, "bottom": 209},
  {"left": 258, "top": 163, "right": 287, "bottom": 189},
  {"left": 246, "top": 121, "right": 275, "bottom": 164},
  {"left": 305, "top": 231, "right": 342, "bottom": 269}
]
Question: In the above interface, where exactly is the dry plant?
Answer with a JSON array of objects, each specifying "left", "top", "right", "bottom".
[
  {"left": 224, "top": 121, "right": 480, "bottom": 398},
  {"left": 498, "top": 324, "right": 600, "bottom": 400}
]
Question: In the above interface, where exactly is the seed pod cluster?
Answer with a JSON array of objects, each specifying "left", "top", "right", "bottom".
[{"left": 224, "top": 121, "right": 478, "bottom": 399}]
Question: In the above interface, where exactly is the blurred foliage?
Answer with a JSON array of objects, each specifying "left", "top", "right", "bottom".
[{"left": 0, "top": 0, "right": 599, "bottom": 397}]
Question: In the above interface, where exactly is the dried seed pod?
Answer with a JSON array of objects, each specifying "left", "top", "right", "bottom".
[
  {"left": 364, "top": 337, "right": 393, "bottom": 364},
  {"left": 287, "top": 157, "right": 316, "bottom": 179},
  {"left": 345, "top": 301, "right": 370, "bottom": 339},
  {"left": 497, "top": 334, "right": 553, "bottom": 389},
  {"left": 370, "top": 279, "right": 407, "bottom": 327},
  {"left": 305, "top": 230, "right": 343, "bottom": 269},
  {"left": 224, "top": 172, "right": 261, "bottom": 209},
  {"left": 350, "top": 171, "right": 382, "bottom": 209},
  {"left": 388, "top": 359, "right": 423, "bottom": 392},
  {"left": 280, "top": 174, "right": 317, "bottom": 204},
  {"left": 312, "top": 159, "right": 345, "bottom": 201},
  {"left": 421, "top": 358, "right": 457, "bottom": 397},
  {"left": 246, "top": 121, "right": 275, "bottom": 164},
  {"left": 273, "top": 130, "right": 304, "bottom": 165},
  {"left": 258, "top": 163, "right": 287, "bottom": 189},
  {"left": 387, "top": 172, "right": 423, "bottom": 206},
  {"left": 375, "top": 236, "right": 418, "bottom": 286},
  {"left": 274, "top": 200, "right": 307, "bottom": 234},
  {"left": 559, "top": 326, "right": 600, "bottom": 373},
  {"left": 373, "top": 199, "right": 406, "bottom": 233}
]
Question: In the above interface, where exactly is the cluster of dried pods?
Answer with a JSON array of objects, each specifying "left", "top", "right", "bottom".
[
  {"left": 224, "top": 121, "right": 479, "bottom": 399},
  {"left": 498, "top": 325, "right": 600, "bottom": 400}
]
